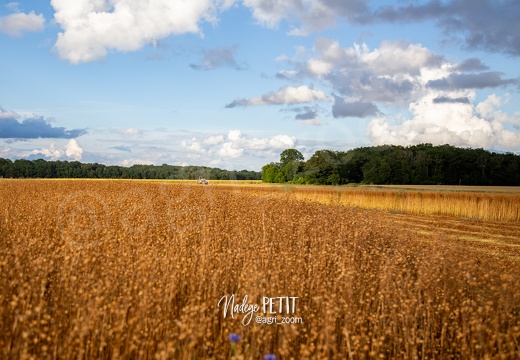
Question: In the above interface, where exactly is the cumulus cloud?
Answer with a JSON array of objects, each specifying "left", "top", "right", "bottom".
[
  {"left": 213, "top": 130, "right": 296, "bottom": 158},
  {"left": 287, "top": 40, "right": 444, "bottom": 104},
  {"left": 368, "top": 94, "right": 520, "bottom": 150},
  {"left": 189, "top": 45, "right": 246, "bottom": 70},
  {"left": 179, "top": 129, "right": 297, "bottom": 160},
  {"left": 261, "top": 38, "right": 519, "bottom": 152},
  {"left": 181, "top": 130, "right": 226, "bottom": 159},
  {"left": 227, "top": 129, "right": 241, "bottom": 140},
  {"left": 242, "top": 0, "right": 369, "bottom": 33},
  {"left": 47, "top": 0, "right": 520, "bottom": 62},
  {"left": 218, "top": 141, "right": 244, "bottom": 158},
  {"left": 242, "top": 1, "right": 520, "bottom": 56},
  {"left": 247, "top": 134, "right": 296, "bottom": 151},
  {"left": 181, "top": 137, "right": 205, "bottom": 153},
  {"left": 30, "top": 139, "right": 84, "bottom": 161},
  {"left": 427, "top": 72, "right": 518, "bottom": 90},
  {"left": 282, "top": 39, "right": 519, "bottom": 109},
  {"left": 51, "top": 0, "right": 227, "bottom": 63},
  {"left": 65, "top": 139, "right": 84, "bottom": 160},
  {"left": 373, "top": 0, "right": 520, "bottom": 56},
  {"left": 0, "top": 109, "right": 87, "bottom": 139},
  {"left": 476, "top": 94, "right": 520, "bottom": 126},
  {"left": 225, "top": 85, "right": 328, "bottom": 107},
  {"left": 0, "top": 10, "right": 45, "bottom": 36},
  {"left": 242, "top": 0, "right": 305, "bottom": 29},
  {"left": 30, "top": 143, "right": 63, "bottom": 160},
  {"left": 203, "top": 134, "right": 225, "bottom": 145},
  {"left": 123, "top": 127, "right": 142, "bottom": 136},
  {"left": 332, "top": 95, "right": 381, "bottom": 118}
]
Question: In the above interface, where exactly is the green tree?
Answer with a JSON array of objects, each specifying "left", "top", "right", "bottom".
[
  {"left": 303, "top": 150, "right": 339, "bottom": 184},
  {"left": 261, "top": 163, "right": 280, "bottom": 183},
  {"left": 0, "top": 158, "right": 13, "bottom": 177},
  {"left": 280, "top": 149, "right": 304, "bottom": 165},
  {"left": 362, "top": 158, "right": 391, "bottom": 184},
  {"left": 279, "top": 149, "right": 304, "bottom": 182}
]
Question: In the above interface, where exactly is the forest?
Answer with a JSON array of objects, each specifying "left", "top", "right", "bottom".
[
  {"left": 0, "top": 158, "right": 261, "bottom": 181},
  {"left": 2, "top": 144, "right": 519, "bottom": 185},
  {"left": 262, "top": 144, "right": 520, "bottom": 186}
]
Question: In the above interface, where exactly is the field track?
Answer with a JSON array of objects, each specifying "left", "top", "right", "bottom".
[{"left": 384, "top": 212, "right": 520, "bottom": 257}]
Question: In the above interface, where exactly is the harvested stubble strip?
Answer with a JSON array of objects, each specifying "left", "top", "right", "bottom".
[{"left": 221, "top": 184, "right": 520, "bottom": 222}]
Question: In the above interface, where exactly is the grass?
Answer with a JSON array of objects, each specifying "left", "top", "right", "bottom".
[{"left": 1, "top": 179, "right": 519, "bottom": 359}]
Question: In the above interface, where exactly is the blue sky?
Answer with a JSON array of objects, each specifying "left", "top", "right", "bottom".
[{"left": 1, "top": 0, "right": 519, "bottom": 170}]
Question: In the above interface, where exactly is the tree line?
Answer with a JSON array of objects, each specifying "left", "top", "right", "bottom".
[
  {"left": 0, "top": 158, "right": 261, "bottom": 181},
  {"left": 262, "top": 144, "right": 520, "bottom": 186}
]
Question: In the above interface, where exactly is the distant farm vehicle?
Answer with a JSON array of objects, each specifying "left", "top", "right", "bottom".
[{"left": 197, "top": 178, "right": 209, "bottom": 185}]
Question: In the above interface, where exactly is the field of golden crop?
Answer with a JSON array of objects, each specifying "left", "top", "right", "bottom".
[
  {"left": 1, "top": 179, "right": 519, "bottom": 359},
  {"left": 213, "top": 183, "right": 520, "bottom": 222}
]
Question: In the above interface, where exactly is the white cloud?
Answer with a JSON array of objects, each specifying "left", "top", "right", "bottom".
[
  {"left": 242, "top": 0, "right": 303, "bottom": 28},
  {"left": 307, "top": 58, "right": 333, "bottom": 76},
  {"left": 202, "top": 135, "right": 225, "bottom": 145},
  {"left": 368, "top": 94, "right": 520, "bottom": 150},
  {"left": 65, "top": 139, "right": 84, "bottom": 160},
  {"left": 226, "top": 85, "right": 328, "bottom": 107},
  {"left": 0, "top": 11, "right": 45, "bottom": 36},
  {"left": 247, "top": 134, "right": 296, "bottom": 150},
  {"left": 476, "top": 94, "right": 520, "bottom": 125},
  {"left": 29, "top": 139, "right": 84, "bottom": 161},
  {"left": 218, "top": 141, "right": 244, "bottom": 158},
  {"left": 227, "top": 129, "right": 241, "bottom": 140},
  {"left": 123, "top": 127, "right": 142, "bottom": 136},
  {"left": 178, "top": 129, "right": 297, "bottom": 160},
  {"left": 242, "top": 0, "right": 369, "bottom": 34},
  {"left": 31, "top": 143, "right": 63, "bottom": 160},
  {"left": 0, "top": 108, "right": 20, "bottom": 119},
  {"left": 254, "top": 85, "right": 328, "bottom": 104},
  {"left": 218, "top": 130, "right": 244, "bottom": 158},
  {"left": 280, "top": 39, "right": 519, "bottom": 144},
  {"left": 218, "top": 131, "right": 296, "bottom": 158},
  {"left": 51, "top": 0, "right": 224, "bottom": 63},
  {"left": 362, "top": 41, "right": 441, "bottom": 76},
  {"left": 241, "top": 1, "right": 520, "bottom": 57},
  {"left": 181, "top": 137, "right": 205, "bottom": 153},
  {"left": 297, "top": 40, "right": 444, "bottom": 104},
  {"left": 176, "top": 129, "right": 298, "bottom": 163}
]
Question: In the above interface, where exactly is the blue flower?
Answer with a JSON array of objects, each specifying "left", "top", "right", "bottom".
[
  {"left": 264, "top": 355, "right": 276, "bottom": 360},
  {"left": 228, "top": 333, "right": 241, "bottom": 343}
]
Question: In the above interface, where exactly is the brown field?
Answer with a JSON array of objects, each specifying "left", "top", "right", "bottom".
[
  {"left": 1, "top": 179, "right": 520, "bottom": 359},
  {"left": 214, "top": 183, "right": 520, "bottom": 222}
]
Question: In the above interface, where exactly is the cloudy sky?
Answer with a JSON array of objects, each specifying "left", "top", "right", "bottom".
[{"left": 1, "top": 0, "right": 519, "bottom": 170}]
